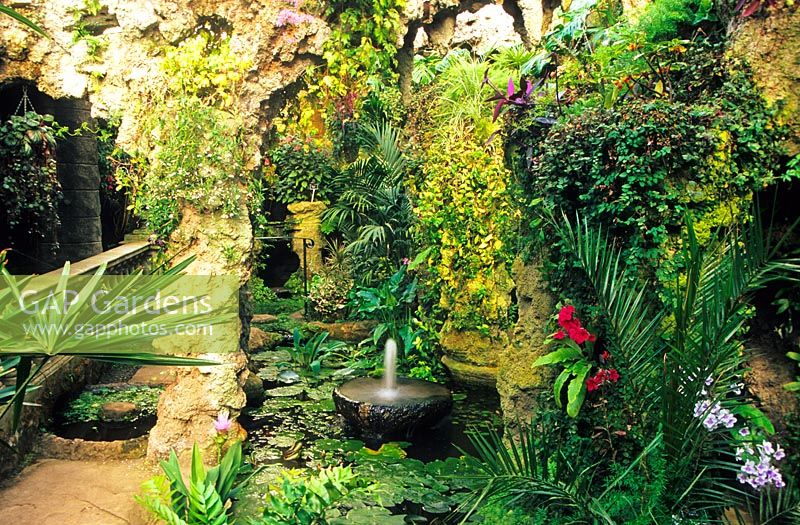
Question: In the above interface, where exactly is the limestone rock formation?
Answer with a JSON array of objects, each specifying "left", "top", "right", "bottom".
[
  {"left": 439, "top": 324, "right": 505, "bottom": 386},
  {"left": 730, "top": 8, "right": 800, "bottom": 155},
  {"left": 452, "top": 4, "right": 523, "bottom": 53},
  {"left": 497, "top": 257, "right": 555, "bottom": 427}
]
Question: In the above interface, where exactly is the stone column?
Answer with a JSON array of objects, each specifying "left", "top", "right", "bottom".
[
  {"left": 38, "top": 97, "right": 103, "bottom": 269},
  {"left": 496, "top": 257, "right": 555, "bottom": 429},
  {"left": 287, "top": 200, "right": 326, "bottom": 275},
  {"left": 146, "top": 204, "right": 252, "bottom": 461}
]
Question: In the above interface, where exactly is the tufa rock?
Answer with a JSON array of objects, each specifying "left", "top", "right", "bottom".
[
  {"left": 496, "top": 257, "right": 556, "bottom": 429},
  {"left": 308, "top": 320, "right": 377, "bottom": 343},
  {"left": 452, "top": 4, "right": 523, "bottom": 54},
  {"left": 729, "top": 8, "right": 800, "bottom": 155},
  {"left": 99, "top": 401, "right": 138, "bottom": 422},
  {"left": 248, "top": 326, "right": 283, "bottom": 352}
]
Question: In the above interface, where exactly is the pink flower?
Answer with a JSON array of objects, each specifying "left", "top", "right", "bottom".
[
  {"left": 213, "top": 413, "right": 232, "bottom": 433},
  {"left": 275, "top": 8, "right": 314, "bottom": 27},
  {"left": 551, "top": 330, "right": 566, "bottom": 340}
]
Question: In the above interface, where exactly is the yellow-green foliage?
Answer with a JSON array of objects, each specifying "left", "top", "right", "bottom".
[
  {"left": 161, "top": 34, "right": 250, "bottom": 107},
  {"left": 131, "top": 33, "right": 254, "bottom": 236},
  {"left": 414, "top": 141, "right": 520, "bottom": 329}
]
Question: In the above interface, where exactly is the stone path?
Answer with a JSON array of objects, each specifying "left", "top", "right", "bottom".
[{"left": 0, "top": 458, "right": 153, "bottom": 525}]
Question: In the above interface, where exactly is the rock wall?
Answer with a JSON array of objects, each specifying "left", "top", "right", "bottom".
[
  {"left": 729, "top": 7, "right": 800, "bottom": 155},
  {"left": 496, "top": 257, "right": 555, "bottom": 428}
]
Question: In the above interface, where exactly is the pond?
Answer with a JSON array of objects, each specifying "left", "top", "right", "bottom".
[{"left": 235, "top": 346, "right": 503, "bottom": 523}]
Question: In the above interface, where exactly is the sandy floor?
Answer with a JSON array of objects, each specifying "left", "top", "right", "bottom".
[{"left": 0, "top": 459, "right": 153, "bottom": 525}]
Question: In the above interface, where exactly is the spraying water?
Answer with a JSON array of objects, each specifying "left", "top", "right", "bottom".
[{"left": 381, "top": 338, "right": 398, "bottom": 397}]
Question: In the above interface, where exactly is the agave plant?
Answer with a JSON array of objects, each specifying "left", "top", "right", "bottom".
[{"left": 0, "top": 257, "right": 235, "bottom": 437}]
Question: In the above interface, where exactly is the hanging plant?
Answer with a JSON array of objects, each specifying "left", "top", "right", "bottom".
[{"left": 0, "top": 111, "right": 64, "bottom": 243}]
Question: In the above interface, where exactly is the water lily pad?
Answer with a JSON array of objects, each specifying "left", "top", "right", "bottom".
[
  {"left": 330, "top": 507, "right": 406, "bottom": 525},
  {"left": 265, "top": 384, "right": 305, "bottom": 397},
  {"left": 314, "top": 438, "right": 365, "bottom": 452},
  {"left": 268, "top": 431, "right": 304, "bottom": 448}
]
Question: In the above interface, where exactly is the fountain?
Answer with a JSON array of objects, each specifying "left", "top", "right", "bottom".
[{"left": 333, "top": 339, "right": 453, "bottom": 439}]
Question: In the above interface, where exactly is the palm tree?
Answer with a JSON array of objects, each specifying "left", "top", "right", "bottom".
[{"left": 322, "top": 121, "right": 415, "bottom": 284}]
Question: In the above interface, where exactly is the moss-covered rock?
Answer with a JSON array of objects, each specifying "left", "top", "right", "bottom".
[
  {"left": 496, "top": 257, "right": 555, "bottom": 427},
  {"left": 730, "top": 8, "right": 800, "bottom": 155},
  {"left": 439, "top": 323, "right": 508, "bottom": 386}
]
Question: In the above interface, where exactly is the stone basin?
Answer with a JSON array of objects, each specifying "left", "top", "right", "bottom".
[{"left": 333, "top": 377, "right": 453, "bottom": 439}]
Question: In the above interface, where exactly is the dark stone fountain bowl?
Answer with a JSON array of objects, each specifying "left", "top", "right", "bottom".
[{"left": 333, "top": 377, "right": 452, "bottom": 439}]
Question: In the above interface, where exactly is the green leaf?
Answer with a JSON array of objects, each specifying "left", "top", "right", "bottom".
[
  {"left": 553, "top": 368, "right": 572, "bottom": 409},
  {"left": 533, "top": 347, "right": 582, "bottom": 367},
  {"left": 734, "top": 405, "right": 775, "bottom": 434},
  {"left": 0, "top": 6, "right": 48, "bottom": 36},
  {"left": 566, "top": 362, "right": 591, "bottom": 418}
]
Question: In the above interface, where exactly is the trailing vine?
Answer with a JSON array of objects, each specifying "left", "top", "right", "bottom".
[{"left": 0, "top": 111, "right": 65, "bottom": 247}]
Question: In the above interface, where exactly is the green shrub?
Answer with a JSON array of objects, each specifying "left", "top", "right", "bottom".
[
  {"left": 250, "top": 275, "right": 279, "bottom": 307},
  {"left": 308, "top": 268, "right": 353, "bottom": 321},
  {"left": 511, "top": 72, "right": 788, "bottom": 302},
  {"left": 636, "top": 0, "right": 700, "bottom": 41},
  {"left": 266, "top": 137, "right": 335, "bottom": 204}
]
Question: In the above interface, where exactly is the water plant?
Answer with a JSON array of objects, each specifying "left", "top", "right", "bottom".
[
  {"left": 284, "top": 329, "right": 347, "bottom": 375},
  {"left": 258, "top": 466, "right": 371, "bottom": 525}
]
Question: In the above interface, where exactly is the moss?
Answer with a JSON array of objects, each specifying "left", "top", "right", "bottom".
[{"left": 729, "top": 8, "right": 800, "bottom": 155}]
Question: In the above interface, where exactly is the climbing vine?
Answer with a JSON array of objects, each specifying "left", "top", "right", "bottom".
[{"left": 131, "top": 31, "right": 253, "bottom": 238}]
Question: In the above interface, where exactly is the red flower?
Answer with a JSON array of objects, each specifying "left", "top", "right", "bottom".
[
  {"left": 600, "top": 351, "right": 611, "bottom": 361},
  {"left": 568, "top": 326, "right": 592, "bottom": 345},
  {"left": 551, "top": 330, "right": 566, "bottom": 340},
  {"left": 558, "top": 305, "right": 576, "bottom": 325},
  {"left": 557, "top": 305, "right": 596, "bottom": 345},
  {"left": 586, "top": 368, "right": 620, "bottom": 393}
]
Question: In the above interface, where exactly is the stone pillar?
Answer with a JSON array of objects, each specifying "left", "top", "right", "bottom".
[
  {"left": 496, "top": 257, "right": 555, "bottom": 428},
  {"left": 146, "top": 204, "right": 252, "bottom": 461},
  {"left": 38, "top": 97, "right": 103, "bottom": 269},
  {"left": 287, "top": 200, "right": 326, "bottom": 275}
]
